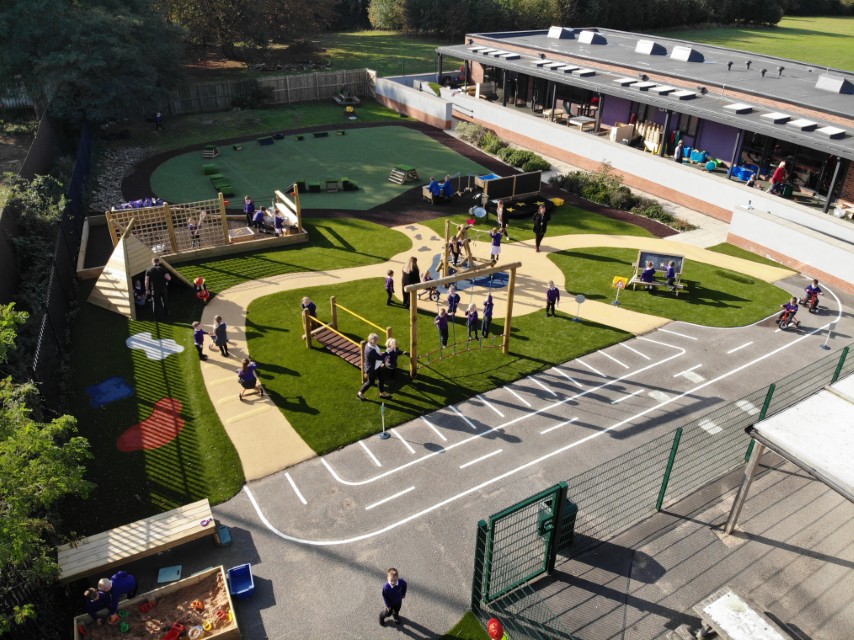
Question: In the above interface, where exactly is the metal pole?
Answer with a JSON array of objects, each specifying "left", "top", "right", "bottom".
[
  {"left": 547, "top": 482, "right": 568, "bottom": 573},
  {"left": 831, "top": 346, "right": 849, "bottom": 383},
  {"left": 727, "top": 130, "right": 744, "bottom": 180},
  {"left": 823, "top": 159, "right": 842, "bottom": 213},
  {"left": 409, "top": 289, "right": 418, "bottom": 379},
  {"left": 745, "top": 383, "right": 775, "bottom": 461},
  {"left": 659, "top": 110, "right": 672, "bottom": 156},
  {"left": 724, "top": 442, "right": 765, "bottom": 535},
  {"left": 656, "top": 428, "right": 683, "bottom": 511},
  {"left": 470, "top": 520, "right": 489, "bottom": 614}
]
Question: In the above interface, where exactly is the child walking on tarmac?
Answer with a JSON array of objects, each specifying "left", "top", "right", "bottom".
[{"left": 379, "top": 568, "right": 408, "bottom": 626}]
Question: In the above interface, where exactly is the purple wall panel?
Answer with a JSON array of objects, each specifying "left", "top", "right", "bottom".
[
  {"left": 695, "top": 119, "right": 740, "bottom": 160},
  {"left": 600, "top": 95, "right": 632, "bottom": 126}
]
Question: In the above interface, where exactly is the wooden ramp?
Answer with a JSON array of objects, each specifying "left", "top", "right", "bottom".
[{"left": 314, "top": 328, "right": 361, "bottom": 367}]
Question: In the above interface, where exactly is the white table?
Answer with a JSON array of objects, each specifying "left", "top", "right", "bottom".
[{"left": 568, "top": 115, "right": 596, "bottom": 131}]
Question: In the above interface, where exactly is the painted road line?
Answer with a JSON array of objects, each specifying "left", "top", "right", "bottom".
[
  {"left": 727, "top": 341, "right": 754, "bottom": 355},
  {"left": 359, "top": 440, "right": 382, "bottom": 467},
  {"left": 477, "top": 394, "right": 505, "bottom": 418},
  {"left": 620, "top": 343, "right": 650, "bottom": 360},
  {"left": 612, "top": 389, "right": 644, "bottom": 405},
  {"left": 460, "top": 449, "right": 503, "bottom": 469},
  {"left": 553, "top": 367, "right": 581, "bottom": 388},
  {"left": 659, "top": 328, "right": 698, "bottom": 340},
  {"left": 736, "top": 400, "right": 760, "bottom": 416},
  {"left": 450, "top": 405, "right": 479, "bottom": 430},
  {"left": 698, "top": 418, "right": 722, "bottom": 435},
  {"left": 674, "top": 364, "right": 703, "bottom": 378},
  {"left": 540, "top": 418, "right": 578, "bottom": 435},
  {"left": 285, "top": 472, "right": 307, "bottom": 505},
  {"left": 577, "top": 359, "right": 605, "bottom": 377},
  {"left": 505, "top": 386, "right": 532, "bottom": 407},
  {"left": 321, "top": 342, "right": 687, "bottom": 487},
  {"left": 531, "top": 377, "right": 558, "bottom": 397},
  {"left": 648, "top": 390, "right": 671, "bottom": 403},
  {"left": 598, "top": 349, "right": 630, "bottom": 369},
  {"left": 246, "top": 313, "right": 841, "bottom": 545},
  {"left": 420, "top": 417, "right": 448, "bottom": 442},
  {"left": 365, "top": 487, "right": 415, "bottom": 511},
  {"left": 392, "top": 429, "right": 416, "bottom": 454}
]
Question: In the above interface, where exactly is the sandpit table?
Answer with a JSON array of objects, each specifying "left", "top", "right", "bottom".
[{"left": 57, "top": 499, "right": 215, "bottom": 584}]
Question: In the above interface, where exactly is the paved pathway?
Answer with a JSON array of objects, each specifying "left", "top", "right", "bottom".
[{"left": 198, "top": 224, "right": 793, "bottom": 480}]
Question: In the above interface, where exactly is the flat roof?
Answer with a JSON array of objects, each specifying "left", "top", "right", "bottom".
[
  {"left": 438, "top": 34, "right": 854, "bottom": 160},
  {"left": 748, "top": 375, "right": 854, "bottom": 502}
]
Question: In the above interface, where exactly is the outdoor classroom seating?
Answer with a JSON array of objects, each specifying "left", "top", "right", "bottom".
[
  {"left": 628, "top": 250, "right": 686, "bottom": 296},
  {"left": 55, "top": 499, "right": 216, "bottom": 583},
  {"left": 257, "top": 136, "right": 274, "bottom": 146},
  {"left": 202, "top": 145, "right": 219, "bottom": 159}
]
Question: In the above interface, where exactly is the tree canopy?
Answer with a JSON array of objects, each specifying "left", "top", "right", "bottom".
[{"left": 0, "top": 0, "right": 183, "bottom": 122}]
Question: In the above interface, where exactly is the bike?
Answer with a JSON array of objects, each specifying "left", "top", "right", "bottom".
[
  {"left": 776, "top": 309, "right": 800, "bottom": 330},
  {"left": 798, "top": 292, "right": 820, "bottom": 313}
]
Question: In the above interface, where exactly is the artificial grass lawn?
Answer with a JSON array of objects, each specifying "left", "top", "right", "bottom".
[
  {"left": 247, "top": 278, "right": 631, "bottom": 454},
  {"left": 151, "top": 126, "right": 487, "bottom": 208},
  {"left": 550, "top": 247, "right": 789, "bottom": 327},
  {"left": 441, "top": 612, "right": 490, "bottom": 640},
  {"left": 175, "top": 217, "right": 412, "bottom": 293},
  {"left": 419, "top": 204, "right": 656, "bottom": 243},
  {"left": 706, "top": 242, "right": 784, "bottom": 268},
  {"left": 656, "top": 16, "right": 854, "bottom": 70},
  {"left": 66, "top": 291, "right": 243, "bottom": 535},
  {"left": 106, "top": 102, "right": 406, "bottom": 154}
]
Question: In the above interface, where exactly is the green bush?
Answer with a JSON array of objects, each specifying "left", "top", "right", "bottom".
[
  {"left": 456, "top": 122, "right": 487, "bottom": 145},
  {"left": 607, "top": 185, "right": 640, "bottom": 211},
  {"left": 497, "top": 146, "right": 516, "bottom": 163},
  {"left": 480, "top": 132, "right": 508, "bottom": 155},
  {"left": 522, "top": 156, "right": 551, "bottom": 172},
  {"left": 549, "top": 171, "right": 589, "bottom": 195}
]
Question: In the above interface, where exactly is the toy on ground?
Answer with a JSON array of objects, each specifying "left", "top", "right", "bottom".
[
  {"left": 140, "top": 601, "right": 155, "bottom": 613},
  {"left": 191, "top": 599, "right": 205, "bottom": 610},
  {"left": 195, "top": 277, "right": 210, "bottom": 304},
  {"left": 227, "top": 563, "right": 255, "bottom": 599},
  {"left": 161, "top": 622, "right": 185, "bottom": 640},
  {"left": 188, "top": 626, "right": 204, "bottom": 640}
]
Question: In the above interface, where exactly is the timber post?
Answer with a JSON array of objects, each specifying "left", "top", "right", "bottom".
[
  {"left": 409, "top": 289, "right": 418, "bottom": 378},
  {"left": 218, "top": 192, "right": 230, "bottom": 244},
  {"left": 302, "top": 309, "right": 312, "bottom": 349},
  {"left": 502, "top": 267, "right": 517, "bottom": 354},
  {"left": 330, "top": 295, "right": 338, "bottom": 330}
]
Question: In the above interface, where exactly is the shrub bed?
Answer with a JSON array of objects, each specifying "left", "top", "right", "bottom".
[{"left": 455, "top": 122, "right": 550, "bottom": 172}]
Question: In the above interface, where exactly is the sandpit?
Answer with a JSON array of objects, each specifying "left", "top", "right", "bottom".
[{"left": 74, "top": 567, "right": 238, "bottom": 640}]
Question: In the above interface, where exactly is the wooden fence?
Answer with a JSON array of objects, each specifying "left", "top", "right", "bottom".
[{"left": 167, "top": 69, "right": 372, "bottom": 115}]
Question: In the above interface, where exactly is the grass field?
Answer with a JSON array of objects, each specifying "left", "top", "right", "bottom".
[
  {"left": 151, "top": 126, "right": 487, "bottom": 207},
  {"left": 657, "top": 16, "right": 854, "bottom": 70},
  {"left": 706, "top": 242, "right": 784, "bottom": 268},
  {"left": 550, "top": 247, "right": 789, "bottom": 326},
  {"left": 248, "top": 277, "right": 631, "bottom": 454},
  {"left": 441, "top": 612, "right": 490, "bottom": 640},
  {"left": 321, "top": 30, "right": 463, "bottom": 77}
]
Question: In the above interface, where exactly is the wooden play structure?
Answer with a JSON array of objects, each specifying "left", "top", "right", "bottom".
[
  {"left": 332, "top": 86, "right": 361, "bottom": 106},
  {"left": 87, "top": 218, "right": 191, "bottom": 319},
  {"left": 629, "top": 250, "right": 686, "bottom": 295},
  {"left": 388, "top": 165, "right": 420, "bottom": 184},
  {"left": 476, "top": 170, "right": 542, "bottom": 208},
  {"left": 274, "top": 186, "right": 303, "bottom": 231},
  {"left": 403, "top": 261, "right": 521, "bottom": 378},
  {"left": 57, "top": 499, "right": 215, "bottom": 584},
  {"left": 441, "top": 220, "right": 495, "bottom": 277},
  {"left": 302, "top": 296, "right": 392, "bottom": 380}
]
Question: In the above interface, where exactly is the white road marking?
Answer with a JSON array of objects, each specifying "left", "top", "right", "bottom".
[
  {"left": 736, "top": 400, "right": 760, "bottom": 416},
  {"left": 577, "top": 359, "right": 605, "bottom": 377},
  {"left": 460, "top": 449, "right": 503, "bottom": 469},
  {"left": 450, "top": 405, "right": 478, "bottom": 430},
  {"left": 365, "top": 487, "right": 415, "bottom": 511},
  {"left": 727, "top": 341, "right": 753, "bottom": 355},
  {"left": 612, "top": 389, "right": 644, "bottom": 405},
  {"left": 285, "top": 472, "right": 307, "bottom": 505},
  {"left": 648, "top": 390, "right": 671, "bottom": 403},
  {"left": 659, "top": 328, "right": 698, "bottom": 340},
  {"left": 674, "top": 364, "right": 703, "bottom": 378},
  {"left": 420, "top": 417, "right": 447, "bottom": 442},
  {"left": 620, "top": 343, "right": 650, "bottom": 360},
  {"left": 505, "top": 386, "right": 532, "bottom": 407},
  {"left": 552, "top": 367, "right": 581, "bottom": 387},
  {"left": 392, "top": 429, "right": 416, "bottom": 454},
  {"left": 598, "top": 349, "right": 630, "bottom": 369},
  {"left": 477, "top": 394, "right": 504, "bottom": 417},
  {"left": 683, "top": 371, "right": 705, "bottom": 384},
  {"left": 698, "top": 418, "right": 722, "bottom": 435},
  {"left": 359, "top": 440, "right": 382, "bottom": 467},
  {"left": 245, "top": 293, "right": 844, "bottom": 545},
  {"left": 531, "top": 377, "right": 558, "bottom": 397},
  {"left": 540, "top": 418, "right": 578, "bottom": 434}
]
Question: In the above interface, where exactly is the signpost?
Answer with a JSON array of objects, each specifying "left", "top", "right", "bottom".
[
  {"left": 612, "top": 276, "right": 628, "bottom": 306},
  {"left": 378, "top": 402, "right": 390, "bottom": 439},
  {"left": 573, "top": 294, "right": 585, "bottom": 322}
]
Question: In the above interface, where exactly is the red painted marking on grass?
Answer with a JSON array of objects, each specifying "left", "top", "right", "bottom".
[{"left": 117, "top": 398, "right": 184, "bottom": 452}]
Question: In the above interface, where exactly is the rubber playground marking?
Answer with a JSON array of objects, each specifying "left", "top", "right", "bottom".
[
  {"left": 86, "top": 376, "right": 134, "bottom": 407},
  {"left": 126, "top": 332, "right": 185, "bottom": 360},
  {"left": 117, "top": 398, "right": 185, "bottom": 452}
]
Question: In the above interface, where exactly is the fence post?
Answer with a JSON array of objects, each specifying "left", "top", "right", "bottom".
[
  {"left": 330, "top": 295, "right": 338, "bottom": 330},
  {"left": 547, "top": 482, "right": 568, "bottom": 574},
  {"left": 385, "top": 326, "right": 393, "bottom": 341},
  {"left": 656, "top": 427, "right": 683, "bottom": 511},
  {"left": 471, "top": 520, "right": 489, "bottom": 615},
  {"left": 831, "top": 346, "right": 849, "bottom": 384},
  {"left": 302, "top": 309, "right": 313, "bottom": 349},
  {"left": 745, "top": 383, "right": 775, "bottom": 461}
]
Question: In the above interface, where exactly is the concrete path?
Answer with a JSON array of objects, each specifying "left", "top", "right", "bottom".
[{"left": 198, "top": 224, "right": 794, "bottom": 480}]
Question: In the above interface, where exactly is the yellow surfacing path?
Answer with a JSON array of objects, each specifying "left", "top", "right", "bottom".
[{"left": 199, "top": 224, "right": 794, "bottom": 480}]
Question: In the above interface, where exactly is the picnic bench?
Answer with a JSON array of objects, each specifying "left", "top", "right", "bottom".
[
  {"left": 332, "top": 86, "right": 361, "bottom": 106},
  {"left": 56, "top": 499, "right": 215, "bottom": 583},
  {"left": 629, "top": 250, "right": 686, "bottom": 296}
]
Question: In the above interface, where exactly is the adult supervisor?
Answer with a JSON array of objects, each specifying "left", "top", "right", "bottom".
[{"left": 144, "top": 257, "right": 172, "bottom": 318}]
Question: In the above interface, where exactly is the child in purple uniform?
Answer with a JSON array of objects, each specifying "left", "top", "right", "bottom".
[
  {"left": 83, "top": 588, "right": 110, "bottom": 624},
  {"left": 383, "top": 338, "right": 406, "bottom": 378},
  {"left": 192, "top": 322, "right": 208, "bottom": 360},
  {"left": 546, "top": 281, "right": 560, "bottom": 317},
  {"left": 237, "top": 359, "right": 263, "bottom": 400},
  {"left": 385, "top": 270, "right": 395, "bottom": 305},
  {"left": 435, "top": 309, "right": 449, "bottom": 347},
  {"left": 482, "top": 294, "right": 494, "bottom": 338},
  {"left": 466, "top": 303, "right": 479, "bottom": 340},
  {"left": 489, "top": 227, "right": 502, "bottom": 264},
  {"left": 252, "top": 206, "right": 266, "bottom": 232},
  {"left": 379, "top": 568, "right": 408, "bottom": 626},
  {"left": 447, "top": 285, "right": 461, "bottom": 315}
]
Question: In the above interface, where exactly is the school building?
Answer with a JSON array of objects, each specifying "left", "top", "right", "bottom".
[{"left": 373, "top": 27, "right": 854, "bottom": 292}]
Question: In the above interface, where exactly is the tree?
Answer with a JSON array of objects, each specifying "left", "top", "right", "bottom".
[
  {"left": 0, "top": 303, "right": 93, "bottom": 634},
  {"left": 368, "top": 0, "right": 408, "bottom": 30},
  {"left": 0, "top": 0, "right": 183, "bottom": 122}
]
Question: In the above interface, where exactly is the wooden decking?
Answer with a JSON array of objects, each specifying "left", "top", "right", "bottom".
[
  {"left": 314, "top": 328, "right": 361, "bottom": 368},
  {"left": 56, "top": 499, "right": 215, "bottom": 583}
]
